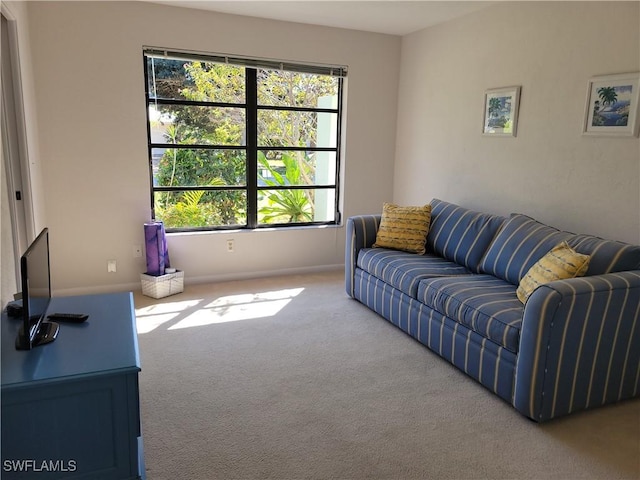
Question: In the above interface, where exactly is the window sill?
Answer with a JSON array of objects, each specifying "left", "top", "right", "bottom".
[{"left": 166, "top": 223, "right": 343, "bottom": 237}]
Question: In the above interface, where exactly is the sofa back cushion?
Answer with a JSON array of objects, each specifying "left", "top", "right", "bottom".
[
  {"left": 480, "top": 213, "right": 640, "bottom": 285},
  {"left": 567, "top": 234, "right": 640, "bottom": 276},
  {"left": 426, "top": 199, "right": 505, "bottom": 273},
  {"left": 479, "top": 214, "right": 573, "bottom": 285}
]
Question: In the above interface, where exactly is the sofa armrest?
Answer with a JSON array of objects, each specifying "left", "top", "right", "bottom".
[
  {"left": 345, "top": 215, "right": 381, "bottom": 297},
  {"left": 514, "top": 270, "right": 640, "bottom": 421}
]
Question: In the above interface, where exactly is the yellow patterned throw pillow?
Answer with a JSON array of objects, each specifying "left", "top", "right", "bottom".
[
  {"left": 516, "top": 241, "right": 591, "bottom": 304},
  {"left": 373, "top": 203, "right": 431, "bottom": 254}
]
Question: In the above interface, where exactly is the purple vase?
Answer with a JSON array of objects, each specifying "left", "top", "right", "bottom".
[{"left": 144, "top": 221, "right": 171, "bottom": 276}]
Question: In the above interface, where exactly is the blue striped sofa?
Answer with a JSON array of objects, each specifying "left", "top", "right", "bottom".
[{"left": 345, "top": 199, "right": 640, "bottom": 422}]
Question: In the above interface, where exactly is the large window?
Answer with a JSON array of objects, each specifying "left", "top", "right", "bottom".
[{"left": 143, "top": 48, "right": 346, "bottom": 231}]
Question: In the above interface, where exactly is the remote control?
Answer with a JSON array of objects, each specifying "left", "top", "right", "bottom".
[{"left": 47, "top": 313, "right": 89, "bottom": 323}]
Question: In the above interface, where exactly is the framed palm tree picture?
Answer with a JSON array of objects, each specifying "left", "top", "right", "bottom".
[
  {"left": 583, "top": 72, "right": 640, "bottom": 136},
  {"left": 482, "top": 86, "right": 521, "bottom": 137}
]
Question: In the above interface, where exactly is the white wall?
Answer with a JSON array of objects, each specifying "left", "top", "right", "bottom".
[
  {"left": 21, "top": 1, "right": 639, "bottom": 294},
  {"left": 1, "top": 2, "right": 46, "bottom": 302},
  {"left": 24, "top": 1, "right": 400, "bottom": 293},
  {"left": 395, "top": 1, "right": 640, "bottom": 244},
  {"left": 2, "top": 2, "right": 46, "bottom": 240}
]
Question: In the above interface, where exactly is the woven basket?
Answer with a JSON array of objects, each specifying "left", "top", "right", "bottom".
[{"left": 140, "top": 270, "right": 184, "bottom": 299}]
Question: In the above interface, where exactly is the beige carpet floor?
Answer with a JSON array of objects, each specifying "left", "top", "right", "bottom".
[{"left": 134, "top": 270, "right": 640, "bottom": 480}]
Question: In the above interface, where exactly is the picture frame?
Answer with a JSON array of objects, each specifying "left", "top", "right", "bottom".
[
  {"left": 583, "top": 72, "right": 640, "bottom": 137},
  {"left": 482, "top": 86, "right": 521, "bottom": 137}
]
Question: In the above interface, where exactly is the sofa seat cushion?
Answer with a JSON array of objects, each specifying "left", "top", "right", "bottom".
[
  {"left": 427, "top": 199, "right": 505, "bottom": 273},
  {"left": 417, "top": 275, "right": 523, "bottom": 353},
  {"left": 357, "top": 248, "right": 471, "bottom": 297}
]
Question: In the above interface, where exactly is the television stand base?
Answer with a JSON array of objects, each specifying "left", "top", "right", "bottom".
[{"left": 15, "top": 320, "right": 59, "bottom": 350}]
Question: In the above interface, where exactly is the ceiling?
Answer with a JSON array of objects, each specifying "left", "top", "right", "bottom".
[{"left": 146, "top": 1, "right": 495, "bottom": 36}]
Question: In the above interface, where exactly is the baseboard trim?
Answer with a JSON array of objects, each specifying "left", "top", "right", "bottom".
[
  {"left": 185, "top": 264, "right": 343, "bottom": 286},
  {"left": 53, "top": 264, "right": 344, "bottom": 297}
]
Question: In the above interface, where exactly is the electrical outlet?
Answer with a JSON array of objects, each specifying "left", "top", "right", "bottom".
[
  {"left": 133, "top": 245, "right": 142, "bottom": 258},
  {"left": 226, "top": 239, "right": 235, "bottom": 253},
  {"left": 107, "top": 260, "right": 117, "bottom": 273}
]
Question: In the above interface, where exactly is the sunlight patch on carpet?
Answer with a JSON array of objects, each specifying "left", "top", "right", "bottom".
[
  {"left": 135, "top": 300, "right": 203, "bottom": 333},
  {"left": 135, "top": 288, "right": 304, "bottom": 333}
]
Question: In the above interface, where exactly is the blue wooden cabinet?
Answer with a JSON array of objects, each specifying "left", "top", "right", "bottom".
[{"left": 1, "top": 293, "right": 145, "bottom": 479}]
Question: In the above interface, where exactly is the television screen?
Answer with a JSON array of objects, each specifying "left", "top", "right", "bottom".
[{"left": 15, "top": 228, "right": 58, "bottom": 350}]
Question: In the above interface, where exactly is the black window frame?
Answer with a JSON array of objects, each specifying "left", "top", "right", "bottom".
[{"left": 143, "top": 48, "right": 346, "bottom": 232}]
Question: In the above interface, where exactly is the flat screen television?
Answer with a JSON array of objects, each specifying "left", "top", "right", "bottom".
[{"left": 15, "top": 228, "right": 59, "bottom": 350}]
